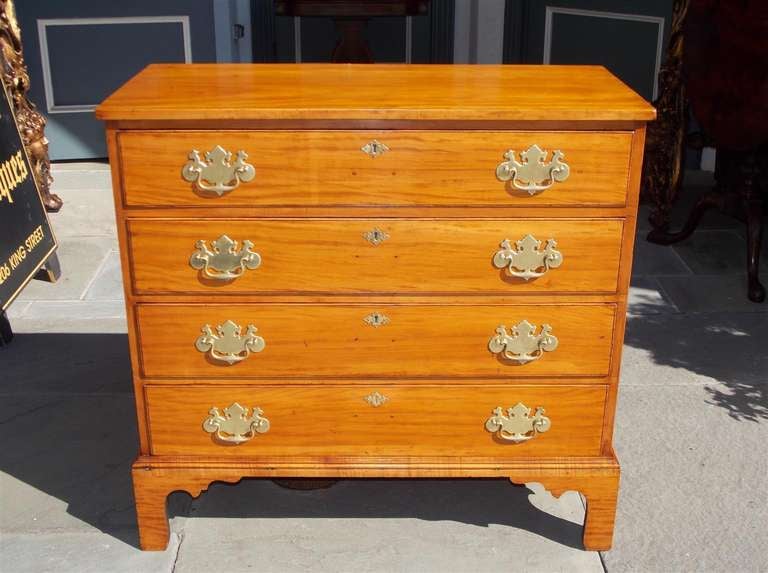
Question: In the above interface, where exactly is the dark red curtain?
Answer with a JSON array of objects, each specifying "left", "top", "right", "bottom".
[{"left": 684, "top": 0, "right": 768, "bottom": 148}]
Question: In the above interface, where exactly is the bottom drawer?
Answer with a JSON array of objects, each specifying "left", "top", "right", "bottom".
[{"left": 146, "top": 384, "right": 607, "bottom": 457}]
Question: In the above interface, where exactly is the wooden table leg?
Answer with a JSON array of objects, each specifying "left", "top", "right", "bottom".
[
  {"left": 647, "top": 148, "right": 766, "bottom": 303},
  {"left": 743, "top": 158, "right": 765, "bottom": 303},
  {"left": 509, "top": 458, "right": 621, "bottom": 551},
  {"left": 131, "top": 461, "right": 244, "bottom": 551},
  {"left": 581, "top": 474, "right": 620, "bottom": 551},
  {"left": 131, "top": 466, "right": 173, "bottom": 551},
  {"left": 746, "top": 199, "right": 765, "bottom": 302}
]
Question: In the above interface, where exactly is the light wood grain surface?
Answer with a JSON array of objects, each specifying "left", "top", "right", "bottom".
[
  {"left": 135, "top": 303, "right": 615, "bottom": 379},
  {"left": 144, "top": 384, "right": 607, "bottom": 457},
  {"left": 119, "top": 130, "right": 632, "bottom": 207},
  {"left": 98, "top": 64, "right": 652, "bottom": 552},
  {"left": 96, "top": 64, "right": 655, "bottom": 122},
  {"left": 131, "top": 455, "right": 619, "bottom": 550},
  {"left": 127, "top": 218, "right": 624, "bottom": 294}
]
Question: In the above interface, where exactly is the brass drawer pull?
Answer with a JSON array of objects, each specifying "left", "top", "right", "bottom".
[
  {"left": 195, "top": 320, "right": 265, "bottom": 364},
  {"left": 488, "top": 320, "right": 558, "bottom": 364},
  {"left": 485, "top": 403, "right": 551, "bottom": 443},
  {"left": 492, "top": 234, "right": 563, "bottom": 280},
  {"left": 495, "top": 144, "right": 569, "bottom": 195},
  {"left": 181, "top": 145, "right": 256, "bottom": 196},
  {"left": 203, "top": 402, "right": 270, "bottom": 444},
  {"left": 190, "top": 235, "right": 261, "bottom": 281}
]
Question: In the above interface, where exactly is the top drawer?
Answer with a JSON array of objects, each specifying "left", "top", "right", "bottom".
[{"left": 118, "top": 130, "right": 632, "bottom": 208}]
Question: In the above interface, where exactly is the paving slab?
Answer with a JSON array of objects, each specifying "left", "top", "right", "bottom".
[
  {"left": 0, "top": 393, "right": 140, "bottom": 536},
  {"left": 657, "top": 275, "right": 768, "bottom": 313},
  {"left": 0, "top": 393, "right": 191, "bottom": 541},
  {"left": 623, "top": 312, "right": 768, "bottom": 402},
  {"left": 671, "top": 229, "right": 766, "bottom": 275},
  {"left": 19, "top": 300, "right": 126, "bottom": 321},
  {"left": 4, "top": 300, "right": 31, "bottom": 319},
  {"left": 7, "top": 300, "right": 128, "bottom": 334},
  {"left": 0, "top": 532, "right": 180, "bottom": 573},
  {"left": 628, "top": 277, "right": 680, "bottom": 315},
  {"left": 51, "top": 162, "right": 111, "bottom": 173},
  {"left": 16, "top": 237, "right": 116, "bottom": 302},
  {"left": 0, "top": 332, "right": 131, "bottom": 393},
  {"left": 632, "top": 239, "right": 692, "bottom": 277},
  {"left": 6, "top": 316, "right": 128, "bottom": 334},
  {"left": 6, "top": 301, "right": 127, "bottom": 334},
  {"left": 175, "top": 478, "right": 601, "bottom": 573},
  {"left": 48, "top": 186, "right": 117, "bottom": 239},
  {"left": 48, "top": 165, "right": 112, "bottom": 191},
  {"left": 83, "top": 251, "right": 124, "bottom": 301},
  {"left": 605, "top": 383, "right": 768, "bottom": 573}
]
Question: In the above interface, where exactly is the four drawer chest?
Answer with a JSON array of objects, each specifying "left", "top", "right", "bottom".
[{"left": 96, "top": 64, "right": 655, "bottom": 551}]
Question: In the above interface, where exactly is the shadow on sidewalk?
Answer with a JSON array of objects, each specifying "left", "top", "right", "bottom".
[
  {"left": 0, "top": 333, "right": 585, "bottom": 550},
  {"left": 624, "top": 312, "right": 768, "bottom": 422}
]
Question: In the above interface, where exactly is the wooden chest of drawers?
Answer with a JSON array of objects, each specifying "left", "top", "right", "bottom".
[{"left": 96, "top": 64, "right": 654, "bottom": 551}]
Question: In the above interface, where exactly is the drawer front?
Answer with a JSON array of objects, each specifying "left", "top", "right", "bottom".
[
  {"left": 128, "top": 218, "right": 624, "bottom": 294},
  {"left": 136, "top": 303, "right": 615, "bottom": 379},
  {"left": 145, "top": 384, "right": 607, "bottom": 457},
  {"left": 119, "top": 130, "right": 632, "bottom": 207}
]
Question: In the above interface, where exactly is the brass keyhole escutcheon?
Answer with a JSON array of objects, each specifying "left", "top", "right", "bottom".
[
  {"left": 361, "top": 140, "right": 390, "bottom": 158},
  {"left": 363, "top": 312, "right": 390, "bottom": 327},
  {"left": 363, "top": 227, "right": 390, "bottom": 246}
]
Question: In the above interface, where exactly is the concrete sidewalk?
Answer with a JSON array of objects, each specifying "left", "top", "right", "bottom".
[{"left": 0, "top": 164, "right": 766, "bottom": 572}]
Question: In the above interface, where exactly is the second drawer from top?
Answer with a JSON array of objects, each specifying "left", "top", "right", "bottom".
[{"left": 127, "top": 218, "right": 624, "bottom": 295}]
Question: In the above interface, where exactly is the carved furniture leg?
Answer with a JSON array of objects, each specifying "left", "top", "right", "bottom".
[
  {"left": 647, "top": 147, "right": 766, "bottom": 303},
  {"left": 132, "top": 461, "right": 244, "bottom": 551},
  {"left": 509, "top": 461, "right": 620, "bottom": 551},
  {"left": 134, "top": 457, "right": 620, "bottom": 551},
  {"left": 131, "top": 466, "right": 175, "bottom": 551},
  {"left": 646, "top": 189, "right": 725, "bottom": 245},
  {"left": 742, "top": 151, "right": 766, "bottom": 302},
  {"left": 580, "top": 476, "right": 620, "bottom": 551},
  {"left": 745, "top": 199, "right": 765, "bottom": 302}
]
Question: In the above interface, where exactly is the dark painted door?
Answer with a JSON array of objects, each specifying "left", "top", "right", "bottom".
[
  {"left": 16, "top": 1, "right": 221, "bottom": 160},
  {"left": 251, "top": 0, "right": 454, "bottom": 64},
  {"left": 505, "top": 0, "right": 672, "bottom": 102}
]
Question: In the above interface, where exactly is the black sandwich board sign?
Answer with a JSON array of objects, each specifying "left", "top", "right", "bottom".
[{"left": 0, "top": 79, "right": 57, "bottom": 312}]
